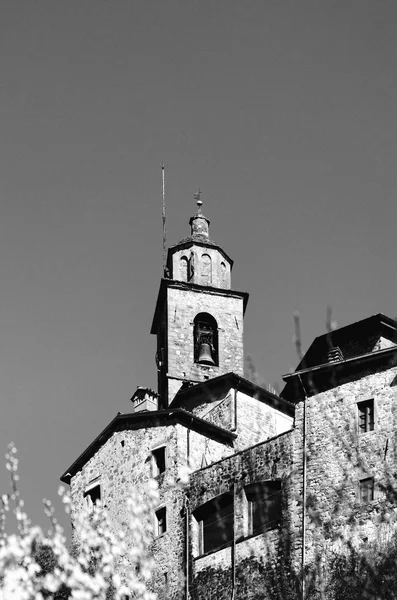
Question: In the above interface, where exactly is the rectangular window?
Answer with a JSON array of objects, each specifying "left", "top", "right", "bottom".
[
  {"left": 152, "top": 447, "right": 166, "bottom": 476},
  {"left": 155, "top": 507, "right": 167, "bottom": 536},
  {"left": 84, "top": 483, "right": 101, "bottom": 508},
  {"left": 196, "top": 494, "right": 234, "bottom": 555},
  {"left": 358, "top": 399, "right": 375, "bottom": 433},
  {"left": 246, "top": 481, "right": 281, "bottom": 535},
  {"left": 359, "top": 477, "right": 374, "bottom": 503}
]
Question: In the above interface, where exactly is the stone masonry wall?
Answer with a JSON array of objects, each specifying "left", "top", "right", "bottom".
[
  {"left": 234, "top": 390, "right": 294, "bottom": 451},
  {"left": 202, "top": 392, "right": 233, "bottom": 430},
  {"left": 70, "top": 422, "right": 234, "bottom": 599},
  {"left": 294, "top": 363, "right": 397, "bottom": 573},
  {"left": 181, "top": 388, "right": 293, "bottom": 452},
  {"left": 175, "top": 423, "right": 234, "bottom": 473},
  {"left": 166, "top": 286, "right": 244, "bottom": 402},
  {"left": 186, "top": 430, "right": 298, "bottom": 600},
  {"left": 171, "top": 246, "right": 231, "bottom": 289},
  {"left": 70, "top": 425, "right": 186, "bottom": 600}
]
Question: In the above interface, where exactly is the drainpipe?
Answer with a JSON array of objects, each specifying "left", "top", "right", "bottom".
[
  {"left": 184, "top": 495, "right": 190, "bottom": 600},
  {"left": 231, "top": 382, "right": 240, "bottom": 432},
  {"left": 298, "top": 374, "right": 308, "bottom": 600},
  {"left": 184, "top": 418, "right": 193, "bottom": 600},
  {"left": 187, "top": 417, "right": 194, "bottom": 467},
  {"left": 231, "top": 481, "right": 236, "bottom": 600},
  {"left": 230, "top": 384, "right": 239, "bottom": 600}
]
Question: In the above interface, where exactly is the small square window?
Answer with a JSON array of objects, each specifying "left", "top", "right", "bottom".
[
  {"left": 359, "top": 477, "right": 374, "bottom": 503},
  {"left": 152, "top": 447, "right": 166, "bottom": 476},
  {"left": 155, "top": 507, "right": 167, "bottom": 536},
  {"left": 358, "top": 399, "right": 374, "bottom": 433},
  {"left": 84, "top": 484, "right": 101, "bottom": 508}
]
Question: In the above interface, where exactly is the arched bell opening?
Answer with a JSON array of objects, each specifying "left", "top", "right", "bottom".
[
  {"left": 179, "top": 256, "right": 188, "bottom": 282},
  {"left": 200, "top": 253, "right": 212, "bottom": 285},
  {"left": 193, "top": 313, "right": 218, "bottom": 366}
]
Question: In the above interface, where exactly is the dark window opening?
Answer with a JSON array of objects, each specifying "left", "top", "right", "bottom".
[
  {"left": 194, "top": 313, "right": 218, "bottom": 366},
  {"left": 246, "top": 481, "right": 281, "bottom": 535},
  {"left": 155, "top": 507, "right": 167, "bottom": 536},
  {"left": 196, "top": 494, "right": 233, "bottom": 555},
  {"left": 359, "top": 477, "right": 374, "bottom": 503},
  {"left": 358, "top": 399, "right": 374, "bottom": 433},
  {"left": 84, "top": 484, "right": 101, "bottom": 507},
  {"left": 188, "top": 252, "right": 195, "bottom": 281},
  {"left": 152, "top": 447, "right": 166, "bottom": 476}
]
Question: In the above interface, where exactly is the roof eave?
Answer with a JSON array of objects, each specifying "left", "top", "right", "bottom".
[
  {"left": 282, "top": 344, "right": 397, "bottom": 382},
  {"left": 171, "top": 371, "right": 295, "bottom": 417},
  {"left": 60, "top": 409, "right": 236, "bottom": 483},
  {"left": 167, "top": 240, "right": 234, "bottom": 268}
]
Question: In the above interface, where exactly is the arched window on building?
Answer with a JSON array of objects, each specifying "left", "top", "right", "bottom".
[
  {"left": 194, "top": 313, "right": 218, "bottom": 366},
  {"left": 188, "top": 251, "right": 196, "bottom": 281},
  {"left": 220, "top": 261, "right": 227, "bottom": 288},
  {"left": 179, "top": 256, "right": 188, "bottom": 282},
  {"left": 201, "top": 253, "right": 212, "bottom": 285}
]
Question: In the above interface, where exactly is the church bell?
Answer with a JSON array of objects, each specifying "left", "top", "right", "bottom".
[{"left": 198, "top": 341, "right": 215, "bottom": 365}]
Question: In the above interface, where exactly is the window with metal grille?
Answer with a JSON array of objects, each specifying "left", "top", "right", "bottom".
[
  {"left": 358, "top": 399, "right": 374, "bottom": 433},
  {"left": 196, "top": 494, "right": 234, "bottom": 555},
  {"left": 359, "top": 477, "right": 374, "bottom": 503},
  {"left": 155, "top": 507, "right": 167, "bottom": 536},
  {"left": 246, "top": 481, "right": 281, "bottom": 535}
]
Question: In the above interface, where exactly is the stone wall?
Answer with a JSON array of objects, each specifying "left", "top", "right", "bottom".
[
  {"left": 171, "top": 246, "right": 231, "bottom": 289},
  {"left": 234, "top": 390, "right": 293, "bottom": 450},
  {"left": 70, "top": 421, "right": 234, "bottom": 599},
  {"left": 192, "top": 388, "right": 294, "bottom": 451},
  {"left": 175, "top": 423, "right": 235, "bottom": 473},
  {"left": 166, "top": 286, "right": 244, "bottom": 401},
  {"left": 186, "top": 430, "right": 298, "bottom": 599},
  {"left": 70, "top": 425, "right": 185, "bottom": 598},
  {"left": 294, "top": 363, "right": 397, "bottom": 570},
  {"left": 201, "top": 392, "right": 233, "bottom": 430}
]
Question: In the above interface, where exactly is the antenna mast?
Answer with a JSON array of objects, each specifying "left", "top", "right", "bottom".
[{"left": 161, "top": 164, "right": 167, "bottom": 276}]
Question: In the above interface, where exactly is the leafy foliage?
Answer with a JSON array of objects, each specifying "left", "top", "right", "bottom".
[{"left": 0, "top": 443, "right": 158, "bottom": 600}]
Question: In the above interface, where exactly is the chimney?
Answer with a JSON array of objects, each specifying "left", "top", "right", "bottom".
[
  {"left": 327, "top": 346, "right": 344, "bottom": 363},
  {"left": 130, "top": 387, "right": 159, "bottom": 413}
]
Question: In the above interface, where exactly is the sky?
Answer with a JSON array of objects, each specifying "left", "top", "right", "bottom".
[{"left": 1, "top": 0, "right": 397, "bottom": 535}]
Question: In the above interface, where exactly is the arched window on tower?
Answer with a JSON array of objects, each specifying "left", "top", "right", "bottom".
[
  {"left": 179, "top": 256, "right": 188, "bottom": 282},
  {"left": 220, "top": 261, "right": 227, "bottom": 288},
  {"left": 194, "top": 313, "right": 218, "bottom": 366},
  {"left": 201, "top": 254, "right": 212, "bottom": 285}
]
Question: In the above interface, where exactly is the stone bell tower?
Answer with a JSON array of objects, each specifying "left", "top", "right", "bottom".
[{"left": 151, "top": 196, "right": 248, "bottom": 406}]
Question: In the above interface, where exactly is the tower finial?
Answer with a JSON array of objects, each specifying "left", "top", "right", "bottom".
[
  {"left": 189, "top": 189, "right": 209, "bottom": 238},
  {"left": 193, "top": 189, "right": 202, "bottom": 213}
]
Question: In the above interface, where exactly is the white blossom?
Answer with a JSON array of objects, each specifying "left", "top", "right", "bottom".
[{"left": 0, "top": 444, "right": 159, "bottom": 600}]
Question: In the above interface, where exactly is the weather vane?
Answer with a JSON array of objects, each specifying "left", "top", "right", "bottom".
[{"left": 193, "top": 188, "right": 202, "bottom": 209}]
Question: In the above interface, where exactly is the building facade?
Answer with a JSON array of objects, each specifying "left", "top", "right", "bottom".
[{"left": 61, "top": 201, "right": 397, "bottom": 599}]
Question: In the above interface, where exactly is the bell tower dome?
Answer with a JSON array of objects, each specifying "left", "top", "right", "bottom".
[
  {"left": 151, "top": 195, "right": 248, "bottom": 407},
  {"left": 167, "top": 197, "right": 232, "bottom": 289}
]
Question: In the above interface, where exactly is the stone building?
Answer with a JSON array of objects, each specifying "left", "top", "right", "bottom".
[{"left": 61, "top": 200, "right": 397, "bottom": 599}]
